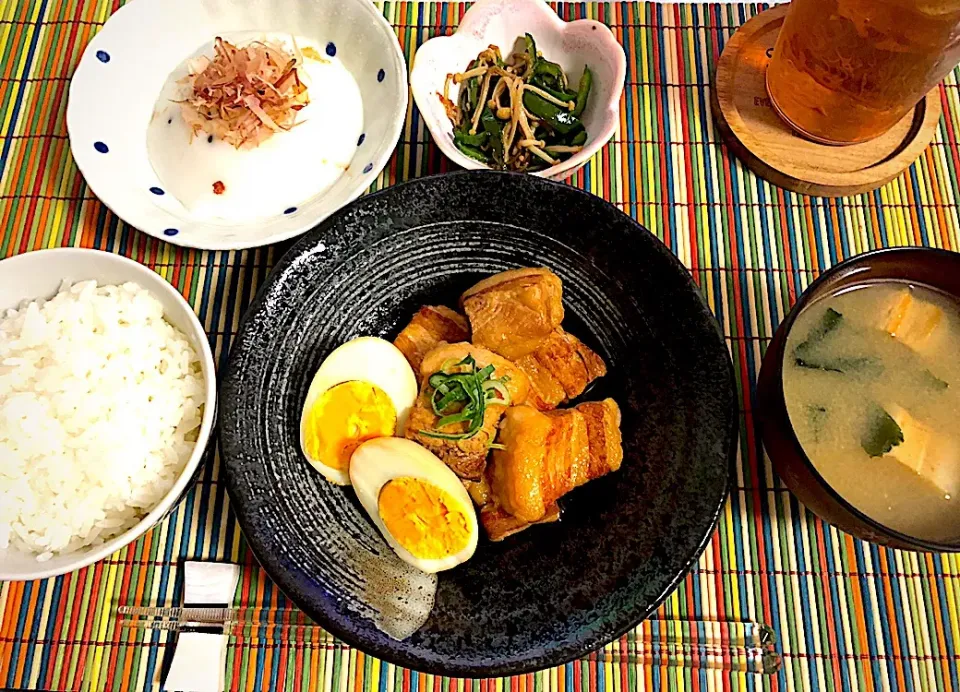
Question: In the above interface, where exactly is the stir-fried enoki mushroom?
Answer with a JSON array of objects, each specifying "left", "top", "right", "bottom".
[
  {"left": 445, "top": 34, "right": 592, "bottom": 172},
  {"left": 469, "top": 72, "right": 493, "bottom": 135},
  {"left": 523, "top": 83, "right": 575, "bottom": 110},
  {"left": 441, "top": 73, "right": 462, "bottom": 127}
]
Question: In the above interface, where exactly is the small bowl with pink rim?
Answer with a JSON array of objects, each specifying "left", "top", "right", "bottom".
[{"left": 410, "top": 0, "right": 625, "bottom": 180}]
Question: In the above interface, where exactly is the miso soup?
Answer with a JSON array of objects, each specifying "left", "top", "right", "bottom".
[{"left": 783, "top": 281, "right": 960, "bottom": 543}]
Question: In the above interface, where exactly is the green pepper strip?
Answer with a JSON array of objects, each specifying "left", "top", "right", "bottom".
[
  {"left": 522, "top": 92, "right": 583, "bottom": 135},
  {"left": 466, "top": 60, "right": 480, "bottom": 112},
  {"left": 524, "top": 33, "right": 537, "bottom": 59},
  {"left": 454, "top": 129, "right": 489, "bottom": 147},
  {"left": 480, "top": 107, "right": 505, "bottom": 166},
  {"left": 533, "top": 59, "right": 565, "bottom": 90},
  {"left": 572, "top": 65, "right": 592, "bottom": 117},
  {"left": 454, "top": 140, "right": 490, "bottom": 163},
  {"left": 531, "top": 79, "right": 577, "bottom": 102}
]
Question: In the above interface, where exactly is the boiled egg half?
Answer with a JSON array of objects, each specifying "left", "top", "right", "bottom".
[
  {"left": 300, "top": 337, "right": 417, "bottom": 485},
  {"left": 350, "top": 437, "right": 479, "bottom": 573}
]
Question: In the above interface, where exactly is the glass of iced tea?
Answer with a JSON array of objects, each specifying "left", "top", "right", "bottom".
[{"left": 767, "top": 0, "right": 960, "bottom": 145}]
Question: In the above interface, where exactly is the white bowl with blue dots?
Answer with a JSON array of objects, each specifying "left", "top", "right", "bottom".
[{"left": 68, "top": 0, "right": 407, "bottom": 250}]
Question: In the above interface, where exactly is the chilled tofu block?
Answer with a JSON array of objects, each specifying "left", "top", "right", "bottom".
[
  {"left": 883, "top": 289, "right": 943, "bottom": 353},
  {"left": 886, "top": 404, "right": 959, "bottom": 497}
]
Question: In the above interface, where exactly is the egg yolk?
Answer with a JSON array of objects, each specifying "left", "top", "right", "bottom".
[
  {"left": 378, "top": 477, "right": 471, "bottom": 559},
  {"left": 303, "top": 381, "right": 396, "bottom": 471}
]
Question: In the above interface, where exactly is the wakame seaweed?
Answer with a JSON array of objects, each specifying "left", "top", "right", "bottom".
[
  {"left": 861, "top": 404, "right": 904, "bottom": 457},
  {"left": 793, "top": 308, "right": 883, "bottom": 375}
]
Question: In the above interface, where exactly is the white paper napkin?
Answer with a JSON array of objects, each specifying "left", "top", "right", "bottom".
[
  {"left": 163, "top": 631, "right": 230, "bottom": 692},
  {"left": 183, "top": 562, "right": 241, "bottom": 605},
  {"left": 161, "top": 562, "right": 241, "bottom": 692}
]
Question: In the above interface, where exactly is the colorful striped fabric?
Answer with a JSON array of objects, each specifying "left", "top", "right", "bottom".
[{"left": 1, "top": 0, "right": 960, "bottom": 689}]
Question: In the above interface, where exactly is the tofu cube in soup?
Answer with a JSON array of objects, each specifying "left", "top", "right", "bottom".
[
  {"left": 886, "top": 403, "right": 960, "bottom": 498},
  {"left": 883, "top": 289, "right": 943, "bottom": 354}
]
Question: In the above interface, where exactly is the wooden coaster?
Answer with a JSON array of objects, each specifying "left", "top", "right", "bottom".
[{"left": 711, "top": 5, "right": 942, "bottom": 198}]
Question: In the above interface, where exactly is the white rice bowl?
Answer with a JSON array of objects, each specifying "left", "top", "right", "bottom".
[{"left": 0, "top": 280, "right": 206, "bottom": 563}]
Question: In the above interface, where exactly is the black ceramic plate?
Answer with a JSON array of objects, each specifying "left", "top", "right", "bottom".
[{"left": 220, "top": 171, "right": 736, "bottom": 677}]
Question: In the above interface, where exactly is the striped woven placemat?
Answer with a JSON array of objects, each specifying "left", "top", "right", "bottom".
[{"left": 2, "top": 1, "right": 960, "bottom": 690}]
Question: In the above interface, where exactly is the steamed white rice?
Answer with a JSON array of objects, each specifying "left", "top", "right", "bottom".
[{"left": 0, "top": 280, "right": 205, "bottom": 562}]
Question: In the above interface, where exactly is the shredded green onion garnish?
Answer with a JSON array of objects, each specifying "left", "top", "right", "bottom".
[{"left": 419, "top": 355, "right": 511, "bottom": 441}]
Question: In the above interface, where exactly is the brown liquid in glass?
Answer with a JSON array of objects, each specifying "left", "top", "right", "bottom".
[{"left": 767, "top": 0, "right": 960, "bottom": 145}]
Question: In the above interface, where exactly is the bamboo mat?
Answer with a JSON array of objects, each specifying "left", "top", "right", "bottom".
[{"left": 2, "top": 1, "right": 960, "bottom": 690}]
